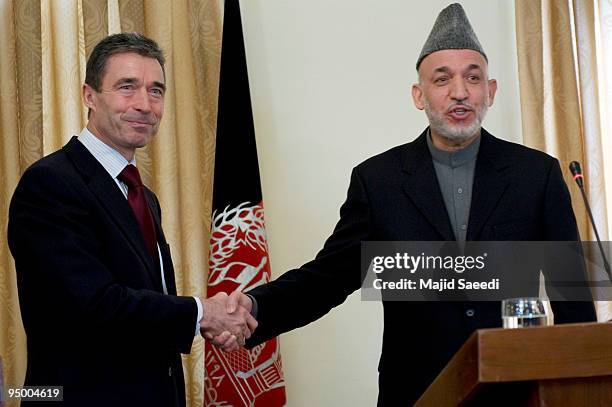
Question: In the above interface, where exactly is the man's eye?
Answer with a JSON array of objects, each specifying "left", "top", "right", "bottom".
[
  {"left": 150, "top": 88, "right": 164, "bottom": 97},
  {"left": 435, "top": 77, "right": 448, "bottom": 84},
  {"left": 119, "top": 84, "right": 134, "bottom": 90}
]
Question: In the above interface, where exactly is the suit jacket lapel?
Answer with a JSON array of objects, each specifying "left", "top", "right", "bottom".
[
  {"left": 145, "top": 190, "right": 178, "bottom": 295},
  {"left": 401, "top": 130, "right": 455, "bottom": 241},
  {"left": 63, "top": 137, "right": 163, "bottom": 291},
  {"left": 467, "top": 130, "right": 510, "bottom": 240}
]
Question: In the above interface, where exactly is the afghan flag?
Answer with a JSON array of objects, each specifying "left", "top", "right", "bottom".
[{"left": 204, "top": 0, "right": 286, "bottom": 406}]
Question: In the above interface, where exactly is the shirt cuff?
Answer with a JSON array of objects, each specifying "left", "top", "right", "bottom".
[
  {"left": 246, "top": 293, "right": 258, "bottom": 318},
  {"left": 193, "top": 296, "right": 203, "bottom": 336}
]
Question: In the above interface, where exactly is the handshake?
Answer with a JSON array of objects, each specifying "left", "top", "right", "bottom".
[{"left": 199, "top": 291, "right": 258, "bottom": 352}]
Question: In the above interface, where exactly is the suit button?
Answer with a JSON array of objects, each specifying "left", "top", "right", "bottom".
[
  {"left": 168, "top": 367, "right": 173, "bottom": 376},
  {"left": 466, "top": 309, "right": 475, "bottom": 317}
]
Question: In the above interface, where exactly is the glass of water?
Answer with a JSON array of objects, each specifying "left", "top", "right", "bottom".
[{"left": 501, "top": 297, "right": 549, "bottom": 328}]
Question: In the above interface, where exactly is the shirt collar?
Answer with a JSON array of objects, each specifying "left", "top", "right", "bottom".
[
  {"left": 426, "top": 128, "right": 480, "bottom": 169},
  {"left": 77, "top": 127, "right": 136, "bottom": 180}
]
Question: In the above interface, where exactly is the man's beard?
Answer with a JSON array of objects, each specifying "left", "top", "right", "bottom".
[{"left": 423, "top": 98, "right": 488, "bottom": 143}]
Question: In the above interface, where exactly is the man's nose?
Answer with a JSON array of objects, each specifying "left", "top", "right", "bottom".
[
  {"left": 449, "top": 78, "right": 468, "bottom": 101},
  {"left": 132, "top": 87, "right": 151, "bottom": 112}
]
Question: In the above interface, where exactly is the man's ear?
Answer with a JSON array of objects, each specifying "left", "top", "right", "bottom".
[
  {"left": 487, "top": 79, "right": 498, "bottom": 107},
  {"left": 412, "top": 83, "right": 425, "bottom": 110},
  {"left": 82, "top": 83, "right": 97, "bottom": 111}
]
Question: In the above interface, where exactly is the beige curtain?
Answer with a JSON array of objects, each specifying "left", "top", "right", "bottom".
[
  {"left": 0, "top": 1, "right": 222, "bottom": 406},
  {"left": 515, "top": 0, "right": 612, "bottom": 321}
]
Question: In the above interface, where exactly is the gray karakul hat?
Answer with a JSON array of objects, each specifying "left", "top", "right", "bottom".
[{"left": 416, "top": 3, "right": 487, "bottom": 70}]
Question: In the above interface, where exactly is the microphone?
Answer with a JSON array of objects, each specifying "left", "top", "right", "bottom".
[
  {"left": 569, "top": 161, "right": 583, "bottom": 187},
  {"left": 569, "top": 161, "right": 611, "bottom": 280}
]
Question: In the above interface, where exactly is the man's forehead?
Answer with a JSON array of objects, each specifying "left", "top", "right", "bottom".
[
  {"left": 102, "top": 52, "right": 164, "bottom": 81},
  {"left": 418, "top": 49, "right": 488, "bottom": 74}
]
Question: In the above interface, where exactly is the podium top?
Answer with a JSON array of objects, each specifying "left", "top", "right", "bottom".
[{"left": 416, "top": 322, "right": 612, "bottom": 406}]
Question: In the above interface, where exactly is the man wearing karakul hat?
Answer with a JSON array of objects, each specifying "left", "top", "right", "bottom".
[{"left": 215, "top": 3, "right": 597, "bottom": 405}]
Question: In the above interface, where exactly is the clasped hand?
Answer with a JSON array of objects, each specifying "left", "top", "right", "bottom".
[{"left": 200, "top": 291, "right": 257, "bottom": 352}]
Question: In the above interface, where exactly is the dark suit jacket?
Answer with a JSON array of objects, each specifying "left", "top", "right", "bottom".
[
  {"left": 8, "top": 137, "right": 197, "bottom": 407},
  {"left": 246, "top": 128, "right": 596, "bottom": 406}
]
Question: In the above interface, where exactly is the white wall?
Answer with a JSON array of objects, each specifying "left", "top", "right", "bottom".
[{"left": 239, "top": 1, "right": 521, "bottom": 405}]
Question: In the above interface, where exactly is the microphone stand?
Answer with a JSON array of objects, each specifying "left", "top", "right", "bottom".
[{"left": 571, "top": 164, "right": 612, "bottom": 281}]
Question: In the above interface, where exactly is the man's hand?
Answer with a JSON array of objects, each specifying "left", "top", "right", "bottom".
[
  {"left": 200, "top": 291, "right": 257, "bottom": 352},
  {"left": 212, "top": 290, "right": 256, "bottom": 351}
]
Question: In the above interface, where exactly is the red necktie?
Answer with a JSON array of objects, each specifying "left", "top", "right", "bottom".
[{"left": 118, "top": 165, "right": 158, "bottom": 264}]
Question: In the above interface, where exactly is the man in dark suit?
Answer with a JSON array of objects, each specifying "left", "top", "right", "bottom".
[
  {"left": 8, "top": 33, "right": 255, "bottom": 406},
  {"left": 218, "top": 4, "right": 597, "bottom": 406}
]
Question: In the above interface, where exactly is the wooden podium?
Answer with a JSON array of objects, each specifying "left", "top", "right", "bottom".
[{"left": 416, "top": 323, "right": 612, "bottom": 406}]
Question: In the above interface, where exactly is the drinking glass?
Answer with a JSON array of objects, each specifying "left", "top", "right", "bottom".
[{"left": 501, "top": 297, "right": 549, "bottom": 328}]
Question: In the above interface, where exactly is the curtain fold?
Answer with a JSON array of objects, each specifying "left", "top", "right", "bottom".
[
  {"left": 41, "top": 0, "right": 88, "bottom": 153},
  {"left": 515, "top": 0, "right": 611, "bottom": 321},
  {"left": 0, "top": 1, "right": 28, "bottom": 399},
  {"left": 0, "top": 1, "right": 221, "bottom": 405}
]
